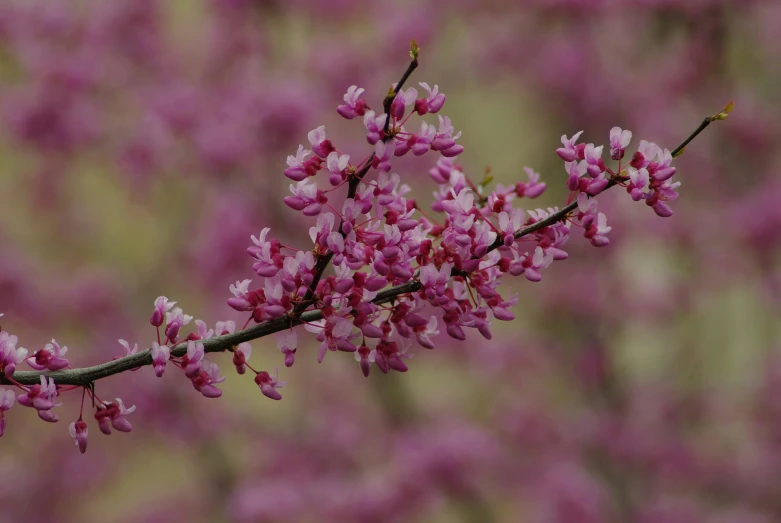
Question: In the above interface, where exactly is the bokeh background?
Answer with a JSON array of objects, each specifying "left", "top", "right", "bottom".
[{"left": 1, "top": 0, "right": 780, "bottom": 521}]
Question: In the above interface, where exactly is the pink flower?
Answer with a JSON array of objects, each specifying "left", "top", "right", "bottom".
[
  {"left": 363, "top": 110, "right": 387, "bottom": 145},
  {"left": 150, "top": 296, "right": 176, "bottom": 327},
  {"left": 374, "top": 140, "right": 395, "bottom": 172},
  {"left": 583, "top": 143, "right": 605, "bottom": 177},
  {"left": 498, "top": 209, "right": 525, "bottom": 246},
  {"left": 69, "top": 419, "right": 88, "bottom": 454},
  {"left": 556, "top": 131, "right": 584, "bottom": 162},
  {"left": 514, "top": 246, "right": 554, "bottom": 282},
  {"left": 118, "top": 339, "right": 138, "bottom": 356},
  {"left": 150, "top": 341, "right": 169, "bottom": 377},
  {"left": 609, "top": 126, "right": 632, "bottom": 160},
  {"left": 249, "top": 228, "right": 283, "bottom": 277},
  {"left": 307, "top": 125, "right": 334, "bottom": 158},
  {"left": 193, "top": 360, "right": 225, "bottom": 398},
  {"left": 490, "top": 292, "right": 519, "bottom": 321},
  {"left": 190, "top": 319, "right": 214, "bottom": 340},
  {"left": 276, "top": 330, "right": 297, "bottom": 368},
  {"left": 0, "top": 331, "right": 27, "bottom": 378},
  {"left": 18, "top": 376, "right": 59, "bottom": 421},
  {"left": 355, "top": 344, "right": 376, "bottom": 377},
  {"left": 254, "top": 369, "right": 286, "bottom": 400},
  {"left": 337, "top": 85, "right": 368, "bottom": 119},
  {"left": 232, "top": 342, "right": 252, "bottom": 375},
  {"left": 326, "top": 151, "right": 350, "bottom": 183},
  {"left": 627, "top": 167, "right": 649, "bottom": 201},
  {"left": 390, "top": 87, "right": 417, "bottom": 120},
  {"left": 228, "top": 279, "right": 254, "bottom": 311},
  {"left": 414, "top": 317, "right": 439, "bottom": 349},
  {"left": 416, "top": 82, "right": 446, "bottom": 114},
  {"left": 184, "top": 340, "right": 205, "bottom": 377},
  {"left": 95, "top": 398, "right": 136, "bottom": 434},
  {"left": 516, "top": 167, "right": 546, "bottom": 198},
  {"left": 431, "top": 115, "right": 463, "bottom": 157},
  {"left": 215, "top": 320, "right": 236, "bottom": 336},
  {"left": 26, "top": 339, "right": 70, "bottom": 372},
  {"left": 284, "top": 179, "right": 326, "bottom": 216},
  {"left": 283, "top": 145, "right": 312, "bottom": 181},
  {"left": 566, "top": 161, "right": 586, "bottom": 191},
  {"left": 164, "top": 307, "right": 193, "bottom": 343}
]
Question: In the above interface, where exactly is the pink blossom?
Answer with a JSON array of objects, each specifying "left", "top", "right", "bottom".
[
  {"left": 514, "top": 246, "right": 554, "bottom": 282},
  {"left": 118, "top": 339, "right": 138, "bottom": 356},
  {"left": 307, "top": 125, "right": 334, "bottom": 158},
  {"left": 284, "top": 179, "right": 326, "bottom": 216},
  {"left": 232, "top": 342, "right": 252, "bottom": 375},
  {"left": 516, "top": 167, "right": 546, "bottom": 198},
  {"left": 95, "top": 398, "right": 135, "bottom": 434},
  {"left": 325, "top": 152, "right": 349, "bottom": 178},
  {"left": 354, "top": 344, "right": 376, "bottom": 377},
  {"left": 215, "top": 320, "right": 236, "bottom": 336},
  {"left": 583, "top": 143, "right": 605, "bottom": 177},
  {"left": 431, "top": 115, "right": 463, "bottom": 157},
  {"left": 254, "top": 369, "right": 286, "bottom": 400},
  {"left": 150, "top": 296, "right": 176, "bottom": 327},
  {"left": 276, "top": 330, "right": 297, "bottom": 368},
  {"left": 374, "top": 139, "right": 395, "bottom": 172},
  {"left": 416, "top": 82, "right": 446, "bottom": 114},
  {"left": 283, "top": 145, "right": 312, "bottom": 181},
  {"left": 390, "top": 87, "right": 417, "bottom": 120},
  {"left": 337, "top": 85, "right": 368, "bottom": 119},
  {"left": 498, "top": 209, "right": 525, "bottom": 246},
  {"left": 18, "top": 375, "right": 59, "bottom": 419},
  {"left": 627, "top": 168, "right": 650, "bottom": 201},
  {"left": 193, "top": 359, "right": 225, "bottom": 398},
  {"left": 609, "top": 126, "right": 632, "bottom": 160},
  {"left": 414, "top": 317, "right": 439, "bottom": 349},
  {"left": 0, "top": 331, "right": 27, "bottom": 378},
  {"left": 556, "top": 131, "right": 584, "bottom": 162},
  {"left": 566, "top": 161, "right": 586, "bottom": 191},
  {"left": 249, "top": 228, "right": 283, "bottom": 277},
  {"left": 184, "top": 340, "right": 205, "bottom": 377},
  {"left": 150, "top": 341, "right": 169, "bottom": 377},
  {"left": 164, "top": 307, "right": 193, "bottom": 343},
  {"left": 228, "top": 279, "right": 254, "bottom": 311},
  {"left": 363, "top": 110, "right": 387, "bottom": 145},
  {"left": 68, "top": 419, "right": 88, "bottom": 454},
  {"left": 26, "top": 339, "right": 70, "bottom": 371},
  {"left": 190, "top": 319, "right": 214, "bottom": 340}
]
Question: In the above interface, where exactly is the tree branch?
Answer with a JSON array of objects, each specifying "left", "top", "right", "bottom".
[{"left": 1, "top": 100, "right": 729, "bottom": 389}]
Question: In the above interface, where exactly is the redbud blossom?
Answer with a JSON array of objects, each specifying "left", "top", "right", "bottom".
[
  {"left": 556, "top": 131, "right": 584, "bottom": 162},
  {"left": 609, "top": 126, "right": 632, "bottom": 160},
  {"left": 0, "top": 331, "right": 27, "bottom": 378},
  {"left": 276, "top": 330, "right": 297, "bottom": 368},
  {"left": 150, "top": 341, "right": 169, "bottom": 377},
  {"left": 232, "top": 343, "right": 252, "bottom": 375},
  {"left": 69, "top": 419, "right": 88, "bottom": 454},
  {"left": 254, "top": 369, "right": 286, "bottom": 400},
  {"left": 150, "top": 296, "right": 176, "bottom": 327},
  {"left": 26, "top": 339, "right": 70, "bottom": 371},
  {"left": 337, "top": 86, "right": 368, "bottom": 119}
]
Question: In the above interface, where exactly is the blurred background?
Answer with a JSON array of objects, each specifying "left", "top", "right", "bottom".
[{"left": 1, "top": 0, "right": 780, "bottom": 521}]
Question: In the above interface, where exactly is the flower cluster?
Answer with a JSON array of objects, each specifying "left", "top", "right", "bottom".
[
  {"left": 227, "top": 66, "right": 684, "bottom": 392},
  {"left": 0, "top": 51, "right": 704, "bottom": 453}
]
